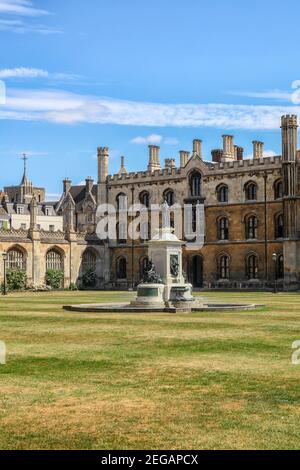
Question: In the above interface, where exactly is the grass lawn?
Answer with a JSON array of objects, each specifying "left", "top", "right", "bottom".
[{"left": 0, "top": 290, "right": 300, "bottom": 450}]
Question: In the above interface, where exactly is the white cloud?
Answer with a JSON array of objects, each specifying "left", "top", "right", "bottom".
[
  {"left": 0, "top": 1, "right": 62, "bottom": 34},
  {"left": 0, "top": 0, "right": 48, "bottom": 17},
  {"left": 0, "top": 67, "right": 48, "bottom": 79},
  {"left": 231, "top": 89, "right": 292, "bottom": 102},
  {"left": 131, "top": 134, "right": 163, "bottom": 145},
  {"left": 0, "top": 88, "right": 300, "bottom": 130},
  {"left": 131, "top": 134, "right": 180, "bottom": 145},
  {"left": 245, "top": 149, "right": 278, "bottom": 159},
  {"left": 0, "top": 67, "right": 79, "bottom": 81}
]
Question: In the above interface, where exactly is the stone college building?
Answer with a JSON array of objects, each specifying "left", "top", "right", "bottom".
[{"left": 0, "top": 115, "right": 299, "bottom": 291}]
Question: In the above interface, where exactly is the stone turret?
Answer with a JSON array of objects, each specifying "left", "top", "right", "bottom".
[{"left": 97, "top": 147, "right": 109, "bottom": 205}]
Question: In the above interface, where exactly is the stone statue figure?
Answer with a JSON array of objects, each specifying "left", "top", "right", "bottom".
[
  {"left": 142, "top": 260, "right": 163, "bottom": 284},
  {"left": 170, "top": 255, "right": 179, "bottom": 277},
  {"left": 161, "top": 200, "right": 170, "bottom": 229}
]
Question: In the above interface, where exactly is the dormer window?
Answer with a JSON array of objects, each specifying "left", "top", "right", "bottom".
[{"left": 17, "top": 206, "right": 24, "bottom": 215}]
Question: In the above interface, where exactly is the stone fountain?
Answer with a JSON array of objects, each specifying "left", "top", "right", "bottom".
[{"left": 64, "top": 203, "right": 263, "bottom": 313}]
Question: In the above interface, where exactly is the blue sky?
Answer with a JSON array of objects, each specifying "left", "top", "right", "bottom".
[{"left": 1, "top": 0, "right": 300, "bottom": 199}]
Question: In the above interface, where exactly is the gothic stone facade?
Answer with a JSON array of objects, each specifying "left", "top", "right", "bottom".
[{"left": 0, "top": 115, "right": 299, "bottom": 291}]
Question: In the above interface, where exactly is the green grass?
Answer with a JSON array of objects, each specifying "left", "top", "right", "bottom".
[{"left": 0, "top": 290, "right": 300, "bottom": 450}]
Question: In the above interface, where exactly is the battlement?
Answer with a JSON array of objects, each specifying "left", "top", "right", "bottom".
[{"left": 206, "top": 155, "right": 282, "bottom": 172}]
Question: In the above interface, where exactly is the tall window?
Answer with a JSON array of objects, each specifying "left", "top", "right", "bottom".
[
  {"left": 247, "top": 255, "right": 259, "bottom": 280},
  {"left": 117, "top": 257, "right": 127, "bottom": 280},
  {"left": 117, "top": 222, "right": 127, "bottom": 244},
  {"left": 190, "top": 171, "right": 202, "bottom": 197},
  {"left": 140, "top": 221, "right": 150, "bottom": 241},
  {"left": 140, "top": 191, "right": 150, "bottom": 208},
  {"left": 276, "top": 255, "right": 284, "bottom": 280},
  {"left": 7, "top": 248, "right": 26, "bottom": 271},
  {"left": 217, "top": 185, "right": 229, "bottom": 203},
  {"left": 82, "top": 250, "right": 97, "bottom": 273},
  {"left": 274, "top": 180, "right": 283, "bottom": 200},
  {"left": 245, "top": 182, "right": 257, "bottom": 201},
  {"left": 46, "top": 250, "right": 63, "bottom": 271},
  {"left": 275, "top": 214, "right": 284, "bottom": 239},
  {"left": 164, "top": 190, "right": 175, "bottom": 206},
  {"left": 218, "top": 217, "right": 229, "bottom": 240},
  {"left": 116, "top": 193, "right": 127, "bottom": 211},
  {"left": 218, "top": 255, "right": 230, "bottom": 280},
  {"left": 246, "top": 216, "right": 258, "bottom": 239}
]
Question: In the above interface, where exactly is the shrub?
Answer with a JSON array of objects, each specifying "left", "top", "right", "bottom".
[
  {"left": 6, "top": 270, "right": 27, "bottom": 291},
  {"left": 82, "top": 269, "right": 97, "bottom": 288},
  {"left": 45, "top": 269, "right": 64, "bottom": 290},
  {"left": 69, "top": 283, "right": 78, "bottom": 291}
]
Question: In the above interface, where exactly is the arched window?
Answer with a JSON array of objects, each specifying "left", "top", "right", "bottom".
[
  {"left": 7, "top": 248, "right": 26, "bottom": 271},
  {"left": 82, "top": 250, "right": 97, "bottom": 273},
  {"left": 116, "top": 193, "right": 127, "bottom": 211},
  {"left": 46, "top": 250, "right": 63, "bottom": 271},
  {"left": 140, "top": 191, "right": 150, "bottom": 208},
  {"left": 274, "top": 180, "right": 283, "bottom": 200},
  {"left": 117, "top": 257, "right": 127, "bottom": 280},
  {"left": 218, "top": 217, "right": 229, "bottom": 240},
  {"left": 246, "top": 254, "right": 259, "bottom": 280},
  {"left": 190, "top": 171, "right": 202, "bottom": 197},
  {"left": 217, "top": 185, "right": 229, "bottom": 203},
  {"left": 246, "top": 216, "right": 258, "bottom": 239},
  {"left": 245, "top": 182, "right": 257, "bottom": 201},
  {"left": 276, "top": 254, "right": 284, "bottom": 280},
  {"left": 275, "top": 214, "right": 284, "bottom": 239},
  {"left": 164, "top": 189, "right": 175, "bottom": 206},
  {"left": 218, "top": 255, "right": 230, "bottom": 280}
]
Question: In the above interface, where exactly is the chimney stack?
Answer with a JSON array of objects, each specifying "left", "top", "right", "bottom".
[
  {"left": 193, "top": 139, "right": 203, "bottom": 158},
  {"left": 180, "top": 150, "right": 190, "bottom": 168},
  {"left": 222, "top": 135, "right": 235, "bottom": 161},
  {"left": 235, "top": 146, "right": 244, "bottom": 161},
  {"left": 211, "top": 149, "right": 223, "bottom": 163},
  {"left": 165, "top": 158, "right": 176, "bottom": 170},
  {"left": 63, "top": 178, "right": 72, "bottom": 194},
  {"left": 148, "top": 145, "right": 161, "bottom": 172},
  {"left": 252, "top": 141, "right": 264, "bottom": 159},
  {"left": 85, "top": 177, "right": 94, "bottom": 193}
]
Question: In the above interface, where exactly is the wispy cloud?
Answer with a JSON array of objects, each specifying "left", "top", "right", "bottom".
[
  {"left": 131, "top": 134, "right": 162, "bottom": 145},
  {"left": 0, "top": 0, "right": 48, "bottom": 17},
  {"left": 0, "top": 88, "right": 299, "bottom": 130},
  {"left": 0, "top": 67, "right": 80, "bottom": 81},
  {"left": 131, "top": 134, "right": 179, "bottom": 145},
  {"left": 0, "top": 0, "right": 62, "bottom": 34},
  {"left": 230, "top": 89, "right": 292, "bottom": 102}
]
